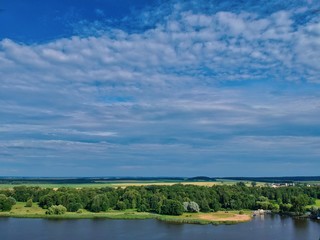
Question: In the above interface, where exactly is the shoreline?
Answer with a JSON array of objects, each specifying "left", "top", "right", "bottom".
[
  {"left": 0, "top": 202, "right": 252, "bottom": 225},
  {"left": 0, "top": 213, "right": 252, "bottom": 225}
]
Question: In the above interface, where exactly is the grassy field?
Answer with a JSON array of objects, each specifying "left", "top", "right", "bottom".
[
  {"left": 0, "top": 183, "right": 118, "bottom": 189},
  {"left": 0, "top": 202, "right": 251, "bottom": 224},
  {"left": 306, "top": 199, "right": 320, "bottom": 209},
  {"left": 0, "top": 180, "right": 264, "bottom": 189},
  {"left": 0, "top": 202, "right": 156, "bottom": 219},
  {"left": 0, "top": 181, "right": 226, "bottom": 189}
]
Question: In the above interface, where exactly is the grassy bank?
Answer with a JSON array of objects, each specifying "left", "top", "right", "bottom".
[{"left": 0, "top": 202, "right": 251, "bottom": 224}]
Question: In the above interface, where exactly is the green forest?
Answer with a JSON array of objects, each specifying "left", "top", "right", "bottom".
[{"left": 1, "top": 183, "right": 320, "bottom": 218}]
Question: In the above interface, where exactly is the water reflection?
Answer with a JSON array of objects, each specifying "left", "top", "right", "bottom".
[{"left": 0, "top": 215, "right": 318, "bottom": 240}]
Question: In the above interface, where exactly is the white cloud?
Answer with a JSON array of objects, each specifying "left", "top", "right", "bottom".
[
  {"left": 1, "top": 2, "right": 320, "bottom": 176},
  {"left": 1, "top": 8, "right": 319, "bottom": 86}
]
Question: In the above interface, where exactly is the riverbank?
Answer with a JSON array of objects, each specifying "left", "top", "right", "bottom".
[{"left": 0, "top": 202, "right": 251, "bottom": 225}]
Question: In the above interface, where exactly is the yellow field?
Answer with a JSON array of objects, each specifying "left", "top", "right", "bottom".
[
  {"left": 0, "top": 180, "right": 264, "bottom": 190},
  {"left": 196, "top": 211, "right": 251, "bottom": 222},
  {"left": 0, "top": 181, "right": 221, "bottom": 189},
  {"left": 110, "top": 181, "right": 220, "bottom": 187}
]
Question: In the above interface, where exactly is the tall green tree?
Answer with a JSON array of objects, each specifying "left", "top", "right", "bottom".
[
  {"left": 0, "top": 194, "right": 16, "bottom": 211},
  {"left": 161, "top": 199, "right": 184, "bottom": 215}
]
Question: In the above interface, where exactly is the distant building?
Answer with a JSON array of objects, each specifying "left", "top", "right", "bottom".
[{"left": 269, "top": 182, "right": 295, "bottom": 188}]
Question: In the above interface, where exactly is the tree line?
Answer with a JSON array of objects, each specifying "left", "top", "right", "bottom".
[{"left": 0, "top": 183, "right": 320, "bottom": 216}]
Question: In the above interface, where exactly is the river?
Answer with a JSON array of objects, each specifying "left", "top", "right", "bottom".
[{"left": 0, "top": 215, "right": 319, "bottom": 240}]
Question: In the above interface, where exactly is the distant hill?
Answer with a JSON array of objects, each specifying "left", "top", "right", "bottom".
[{"left": 187, "top": 176, "right": 216, "bottom": 181}]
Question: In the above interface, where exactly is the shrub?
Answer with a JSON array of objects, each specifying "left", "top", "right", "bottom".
[
  {"left": 68, "top": 203, "right": 83, "bottom": 212},
  {"left": 46, "top": 205, "right": 67, "bottom": 215},
  {"left": 0, "top": 194, "right": 16, "bottom": 212},
  {"left": 25, "top": 199, "right": 33, "bottom": 207},
  {"left": 188, "top": 202, "right": 200, "bottom": 212},
  {"left": 137, "top": 204, "right": 147, "bottom": 212},
  {"left": 183, "top": 201, "right": 200, "bottom": 213},
  {"left": 115, "top": 201, "right": 127, "bottom": 210},
  {"left": 8, "top": 197, "right": 17, "bottom": 206},
  {"left": 76, "top": 209, "right": 83, "bottom": 214},
  {"left": 279, "top": 203, "right": 292, "bottom": 213}
]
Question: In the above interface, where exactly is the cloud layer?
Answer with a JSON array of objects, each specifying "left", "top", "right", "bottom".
[{"left": 0, "top": 0, "right": 320, "bottom": 176}]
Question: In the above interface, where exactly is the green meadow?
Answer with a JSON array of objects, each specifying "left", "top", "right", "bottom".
[{"left": 0, "top": 202, "right": 251, "bottom": 224}]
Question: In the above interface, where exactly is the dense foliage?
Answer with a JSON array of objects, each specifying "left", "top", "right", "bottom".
[
  {"left": 183, "top": 201, "right": 200, "bottom": 212},
  {"left": 0, "top": 184, "right": 319, "bottom": 215},
  {"left": 46, "top": 205, "right": 67, "bottom": 215},
  {"left": 0, "top": 194, "right": 16, "bottom": 211}
]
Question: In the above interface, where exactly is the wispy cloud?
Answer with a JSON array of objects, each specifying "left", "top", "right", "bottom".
[{"left": 0, "top": 0, "right": 320, "bottom": 176}]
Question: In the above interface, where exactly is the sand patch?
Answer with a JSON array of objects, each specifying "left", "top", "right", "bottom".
[{"left": 198, "top": 212, "right": 251, "bottom": 222}]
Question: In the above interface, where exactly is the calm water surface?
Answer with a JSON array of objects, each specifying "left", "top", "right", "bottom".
[{"left": 0, "top": 215, "right": 319, "bottom": 240}]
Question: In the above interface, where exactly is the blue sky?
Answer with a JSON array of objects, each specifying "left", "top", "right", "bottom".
[{"left": 0, "top": 0, "right": 320, "bottom": 177}]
